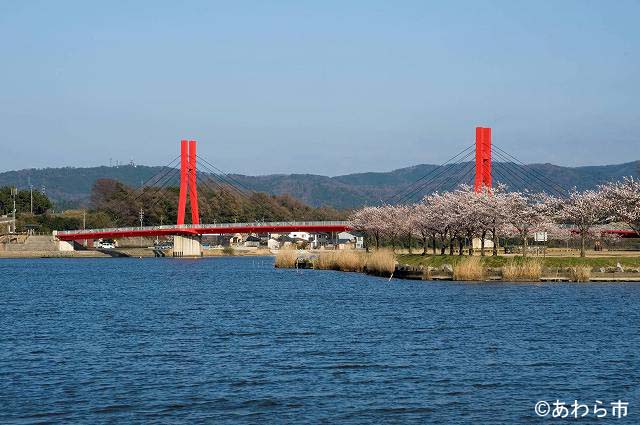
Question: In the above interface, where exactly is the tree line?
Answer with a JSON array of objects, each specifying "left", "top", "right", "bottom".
[
  {"left": 89, "top": 179, "right": 344, "bottom": 227},
  {"left": 0, "top": 187, "right": 52, "bottom": 216},
  {"left": 1, "top": 179, "right": 346, "bottom": 233}
]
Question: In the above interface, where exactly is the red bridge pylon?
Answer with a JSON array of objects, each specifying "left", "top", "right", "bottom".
[
  {"left": 474, "top": 127, "right": 492, "bottom": 192},
  {"left": 177, "top": 139, "right": 200, "bottom": 225}
]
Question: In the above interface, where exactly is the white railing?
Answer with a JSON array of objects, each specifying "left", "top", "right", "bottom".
[{"left": 55, "top": 221, "right": 351, "bottom": 236}]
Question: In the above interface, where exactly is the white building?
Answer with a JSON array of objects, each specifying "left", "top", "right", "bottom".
[
  {"left": 472, "top": 238, "right": 495, "bottom": 249},
  {"left": 337, "top": 232, "right": 364, "bottom": 249},
  {"left": 288, "top": 232, "right": 311, "bottom": 241},
  {"left": 267, "top": 238, "right": 280, "bottom": 250}
]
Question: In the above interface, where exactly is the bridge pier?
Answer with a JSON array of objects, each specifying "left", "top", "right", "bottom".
[
  {"left": 173, "top": 235, "right": 202, "bottom": 257},
  {"left": 58, "top": 240, "right": 75, "bottom": 251}
]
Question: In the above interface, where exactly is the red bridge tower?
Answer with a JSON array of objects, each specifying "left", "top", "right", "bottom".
[
  {"left": 177, "top": 139, "right": 200, "bottom": 225},
  {"left": 474, "top": 127, "right": 492, "bottom": 192}
]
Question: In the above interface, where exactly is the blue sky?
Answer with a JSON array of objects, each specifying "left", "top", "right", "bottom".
[{"left": 1, "top": 0, "right": 638, "bottom": 175}]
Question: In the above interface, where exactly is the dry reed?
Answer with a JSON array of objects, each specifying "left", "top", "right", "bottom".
[
  {"left": 366, "top": 249, "right": 396, "bottom": 275},
  {"left": 453, "top": 256, "right": 486, "bottom": 281},
  {"left": 277, "top": 248, "right": 395, "bottom": 275},
  {"left": 274, "top": 248, "right": 299, "bottom": 268},
  {"left": 314, "top": 251, "right": 368, "bottom": 272},
  {"left": 501, "top": 258, "right": 543, "bottom": 281},
  {"left": 569, "top": 266, "right": 592, "bottom": 282}
]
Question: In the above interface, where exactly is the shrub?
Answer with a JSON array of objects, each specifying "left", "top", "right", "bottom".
[
  {"left": 453, "top": 256, "right": 485, "bottom": 281},
  {"left": 223, "top": 246, "right": 235, "bottom": 256}
]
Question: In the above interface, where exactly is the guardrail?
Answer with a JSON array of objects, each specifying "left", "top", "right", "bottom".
[{"left": 55, "top": 221, "right": 351, "bottom": 236}]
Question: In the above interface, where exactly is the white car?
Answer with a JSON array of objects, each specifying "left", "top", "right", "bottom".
[{"left": 99, "top": 242, "right": 115, "bottom": 249}]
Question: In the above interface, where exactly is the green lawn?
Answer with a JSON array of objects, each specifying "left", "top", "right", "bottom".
[{"left": 396, "top": 254, "right": 640, "bottom": 269}]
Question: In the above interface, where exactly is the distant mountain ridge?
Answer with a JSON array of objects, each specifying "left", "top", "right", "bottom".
[{"left": 1, "top": 160, "right": 638, "bottom": 209}]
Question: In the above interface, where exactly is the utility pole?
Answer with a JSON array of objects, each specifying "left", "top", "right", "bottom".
[
  {"left": 156, "top": 215, "right": 164, "bottom": 245},
  {"left": 139, "top": 208, "right": 144, "bottom": 247},
  {"left": 11, "top": 187, "right": 17, "bottom": 234},
  {"left": 29, "top": 177, "right": 33, "bottom": 215},
  {"left": 83, "top": 210, "right": 86, "bottom": 230}
]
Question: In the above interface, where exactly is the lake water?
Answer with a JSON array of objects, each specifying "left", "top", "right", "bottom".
[{"left": 1, "top": 256, "right": 639, "bottom": 423}]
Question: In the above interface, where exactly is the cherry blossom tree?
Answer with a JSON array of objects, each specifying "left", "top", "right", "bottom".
[
  {"left": 502, "top": 192, "right": 551, "bottom": 257},
  {"left": 546, "top": 188, "right": 613, "bottom": 257},
  {"left": 478, "top": 184, "right": 511, "bottom": 256},
  {"left": 349, "top": 176, "right": 637, "bottom": 258},
  {"left": 379, "top": 204, "right": 409, "bottom": 249},
  {"left": 412, "top": 201, "right": 439, "bottom": 255},
  {"left": 601, "top": 177, "right": 640, "bottom": 236},
  {"left": 349, "top": 206, "right": 385, "bottom": 250}
]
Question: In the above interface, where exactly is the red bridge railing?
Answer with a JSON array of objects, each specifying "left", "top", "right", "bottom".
[{"left": 54, "top": 221, "right": 352, "bottom": 241}]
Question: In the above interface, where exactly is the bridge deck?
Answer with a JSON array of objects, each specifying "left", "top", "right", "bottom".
[{"left": 54, "top": 221, "right": 352, "bottom": 241}]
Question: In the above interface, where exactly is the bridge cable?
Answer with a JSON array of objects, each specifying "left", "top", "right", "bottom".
[
  {"left": 492, "top": 164, "right": 525, "bottom": 193},
  {"left": 200, "top": 158, "right": 290, "bottom": 220},
  {"left": 492, "top": 155, "right": 537, "bottom": 192},
  {"left": 196, "top": 162, "right": 254, "bottom": 201},
  {"left": 384, "top": 144, "right": 475, "bottom": 204},
  {"left": 493, "top": 143, "right": 569, "bottom": 193},
  {"left": 140, "top": 168, "right": 182, "bottom": 212},
  {"left": 491, "top": 151, "right": 550, "bottom": 192},
  {"left": 492, "top": 150, "right": 566, "bottom": 197},
  {"left": 195, "top": 158, "right": 252, "bottom": 197},
  {"left": 196, "top": 155, "right": 255, "bottom": 193},
  {"left": 393, "top": 149, "right": 475, "bottom": 204},
  {"left": 130, "top": 158, "right": 181, "bottom": 204},
  {"left": 428, "top": 160, "right": 474, "bottom": 195},
  {"left": 394, "top": 153, "right": 474, "bottom": 204},
  {"left": 493, "top": 144, "right": 569, "bottom": 196},
  {"left": 196, "top": 172, "right": 250, "bottom": 204},
  {"left": 436, "top": 161, "right": 477, "bottom": 194},
  {"left": 385, "top": 144, "right": 474, "bottom": 204},
  {"left": 394, "top": 150, "right": 475, "bottom": 203},
  {"left": 491, "top": 155, "right": 538, "bottom": 193},
  {"left": 131, "top": 155, "right": 180, "bottom": 195}
]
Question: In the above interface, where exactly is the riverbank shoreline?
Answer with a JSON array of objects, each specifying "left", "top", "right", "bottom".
[
  {"left": 276, "top": 251, "right": 640, "bottom": 283},
  {"left": 4, "top": 248, "right": 640, "bottom": 283},
  {"left": 0, "top": 247, "right": 275, "bottom": 259}
]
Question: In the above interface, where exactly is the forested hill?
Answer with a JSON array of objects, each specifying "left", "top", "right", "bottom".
[{"left": 1, "top": 160, "right": 638, "bottom": 209}]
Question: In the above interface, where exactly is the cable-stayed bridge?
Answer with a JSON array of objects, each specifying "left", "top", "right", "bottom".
[{"left": 52, "top": 129, "right": 636, "bottom": 256}]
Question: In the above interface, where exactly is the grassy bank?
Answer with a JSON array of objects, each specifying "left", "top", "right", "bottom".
[
  {"left": 274, "top": 250, "right": 640, "bottom": 281},
  {"left": 396, "top": 254, "right": 640, "bottom": 270}
]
